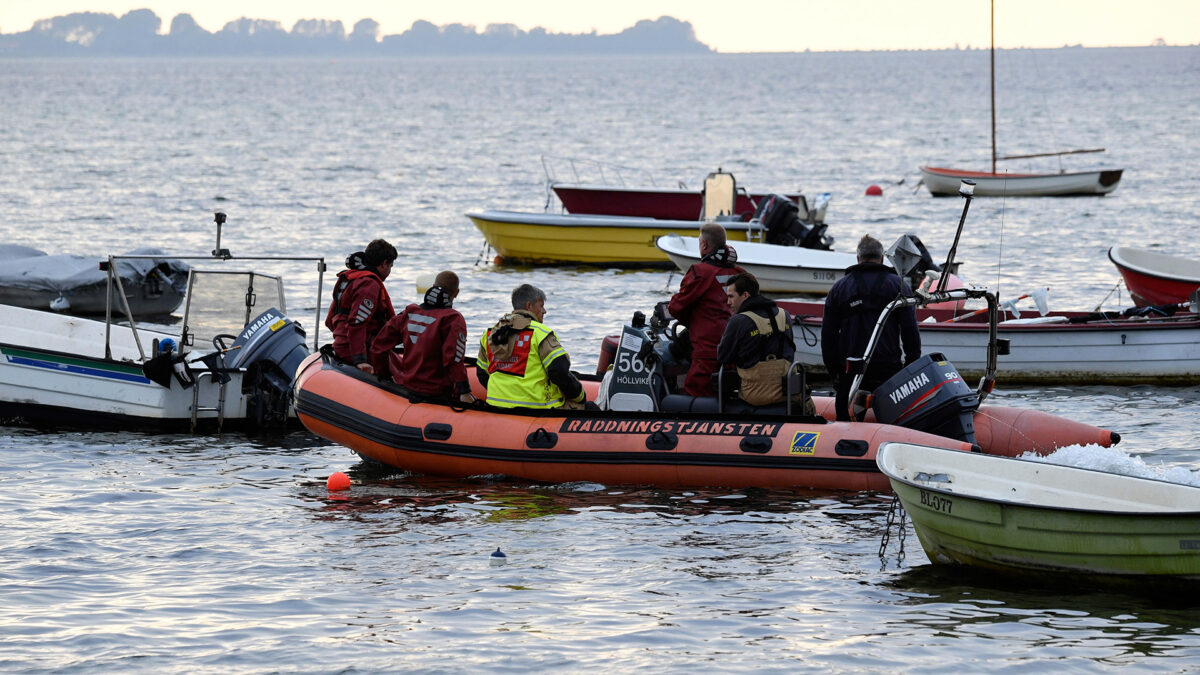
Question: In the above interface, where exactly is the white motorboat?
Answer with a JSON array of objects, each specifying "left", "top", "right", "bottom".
[
  {"left": 785, "top": 300, "right": 1200, "bottom": 385},
  {"left": 0, "top": 212, "right": 325, "bottom": 432},
  {"left": 655, "top": 234, "right": 856, "bottom": 295}
]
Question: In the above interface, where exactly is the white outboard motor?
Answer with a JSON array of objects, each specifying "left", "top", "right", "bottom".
[
  {"left": 225, "top": 307, "right": 310, "bottom": 425},
  {"left": 871, "top": 353, "right": 979, "bottom": 446}
]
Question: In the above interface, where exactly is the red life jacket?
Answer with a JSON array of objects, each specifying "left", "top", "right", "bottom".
[
  {"left": 326, "top": 269, "right": 393, "bottom": 325},
  {"left": 325, "top": 269, "right": 394, "bottom": 363}
]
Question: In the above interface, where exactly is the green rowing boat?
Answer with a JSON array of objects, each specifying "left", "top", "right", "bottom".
[{"left": 877, "top": 442, "right": 1200, "bottom": 578}]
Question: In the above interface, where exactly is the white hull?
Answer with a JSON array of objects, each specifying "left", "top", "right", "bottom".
[
  {"left": 788, "top": 306, "right": 1200, "bottom": 385},
  {"left": 919, "top": 166, "right": 1123, "bottom": 197},
  {"left": 0, "top": 305, "right": 252, "bottom": 427},
  {"left": 655, "top": 234, "right": 855, "bottom": 294},
  {"left": 878, "top": 442, "right": 1200, "bottom": 513},
  {"left": 0, "top": 350, "right": 250, "bottom": 422}
]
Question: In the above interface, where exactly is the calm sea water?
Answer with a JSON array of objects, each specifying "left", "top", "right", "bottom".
[{"left": 2, "top": 48, "right": 1200, "bottom": 672}]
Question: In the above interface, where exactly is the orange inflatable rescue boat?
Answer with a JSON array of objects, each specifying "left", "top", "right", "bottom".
[
  {"left": 294, "top": 326, "right": 1118, "bottom": 491},
  {"left": 296, "top": 352, "right": 984, "bottom": 492}
]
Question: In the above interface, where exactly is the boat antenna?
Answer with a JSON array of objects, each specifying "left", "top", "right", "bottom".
[
  {"left": 995, "top": 185, "right": 1006, "bottom": 305},
  {"left": 935, "top": 180, "right": 975, "bottom": 292},
  {"left": 990, "top": 0, "right": 996, "bottom": 174}
]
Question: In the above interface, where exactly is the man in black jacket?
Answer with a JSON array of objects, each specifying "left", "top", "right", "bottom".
[
  {"left": 718, "top": 272, "right": 808, "bottom": 410},
  {"left": 822, "top": 234, "right": 921, "bottom": 421}
]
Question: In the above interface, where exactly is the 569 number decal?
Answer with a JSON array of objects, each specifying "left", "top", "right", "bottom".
[{"left": 617, "top": 350, "right": 647, "bottom": 374}]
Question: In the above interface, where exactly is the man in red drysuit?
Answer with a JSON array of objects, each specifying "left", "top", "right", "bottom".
[
  {"left": 371, "top": 270, "right": 473, "bottom": 404},
  {"left": 665, "top": 222, "right": 747, "bottom": 397},
  {"left": 324, "top": 239, "right": 397, "bottom": 374}
]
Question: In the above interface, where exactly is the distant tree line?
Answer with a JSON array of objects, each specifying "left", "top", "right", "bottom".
[{"left": 0, "top": 11, "right": 714, "bottom": 56}]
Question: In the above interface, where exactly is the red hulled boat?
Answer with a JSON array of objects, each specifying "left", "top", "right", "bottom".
[
  {"left": 552, "top": 182, "right": 807, "bottom": 221},
  {"left": 1109, "top": 246, "right": 1200, "bottom": 307}
]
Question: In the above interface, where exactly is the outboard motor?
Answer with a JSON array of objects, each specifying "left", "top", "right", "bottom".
[
  {"left": 905, "top": 235, "right": 942, "bottom": 289},
  {"left": 225, "top": 307, "right": 310, "bottom": 425},
  {"left": 871, "top": 353, "right": 979, "bottom": 445},
  {"left": 887, "top": 233, "right": 943, "bottom": 291},
  {"left": 753, "top": 194, "right": 834, "bottom": 250}
]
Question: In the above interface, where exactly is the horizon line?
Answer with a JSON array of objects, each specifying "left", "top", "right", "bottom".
[{"left": 3, "top": 10, "right": 1196, "bottom": 54}]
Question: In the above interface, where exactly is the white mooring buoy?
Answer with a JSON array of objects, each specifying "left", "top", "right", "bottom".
[{"left": 489, "top": 547, "right": 507, "bottom": 567}]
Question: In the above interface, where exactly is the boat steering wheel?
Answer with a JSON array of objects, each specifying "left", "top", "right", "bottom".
[{"left": 212, "top": 334, "right": 238, "bottom": 352}]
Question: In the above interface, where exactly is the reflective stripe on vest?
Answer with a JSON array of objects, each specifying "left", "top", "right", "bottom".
[
  {"left": 480, "top": 320, "right": 564, "bottom": 408},
  {"left": 739, "top": 307, "right": 788, "bottom": 337}
]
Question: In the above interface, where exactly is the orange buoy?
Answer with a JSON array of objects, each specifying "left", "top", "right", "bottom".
[
  {"left": 326, "top": 471, "right": 351, "bottom": 491},
  {"left": 865, "top": 185, "right": 883, "bottom": 196},
  {"left": 493, "top": 256, "right": 504, "bottom": 265}
]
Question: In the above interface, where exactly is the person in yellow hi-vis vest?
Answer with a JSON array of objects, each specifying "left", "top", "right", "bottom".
[{"left": 476, "top": 284, "right": 589, "bottom": 410}]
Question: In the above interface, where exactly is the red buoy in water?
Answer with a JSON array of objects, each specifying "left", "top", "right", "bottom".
[
  {"left": 865, "top": 185, "right": 883, "bottom": 196},
  {"left": 327, "top": 471, "right": 351, "bottom": 491}
]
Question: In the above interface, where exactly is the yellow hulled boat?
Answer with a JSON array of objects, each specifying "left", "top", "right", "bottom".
[{"left": 467, "top": 210, "right": 763, "bottom": 266}]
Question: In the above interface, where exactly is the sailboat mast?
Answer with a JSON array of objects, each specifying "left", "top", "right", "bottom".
[{"left": 990, "top": 0, "right": 996, "bottom": 174}]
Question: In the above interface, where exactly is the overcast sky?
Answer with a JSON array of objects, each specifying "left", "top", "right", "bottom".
[{"left": 2, "top": 0, "right": 1197, "bottom": 52}]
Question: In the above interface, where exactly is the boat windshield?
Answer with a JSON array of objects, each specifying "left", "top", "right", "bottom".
[
  {"left": 181, "top": 270, "right": 285, "bottom": 348},
  {"left": 97, "top": 214, "right": 327, "bottom": 363},
  {"left": 541, "top": 154, "right": 658, "bottom": 187}
]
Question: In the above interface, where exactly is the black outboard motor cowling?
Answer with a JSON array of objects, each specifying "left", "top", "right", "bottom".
[
  {"left": 753, "top": 194, "right": 834, "bottom": 250},
  {"left": 871, "top": 353, "right": 979, "bottom": 445},
  {"left": 754, "top": 194, "right": 799, "bottom": 245},
  {"left": 227, "top": 307, "right": 310, "bottom": 425}
]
